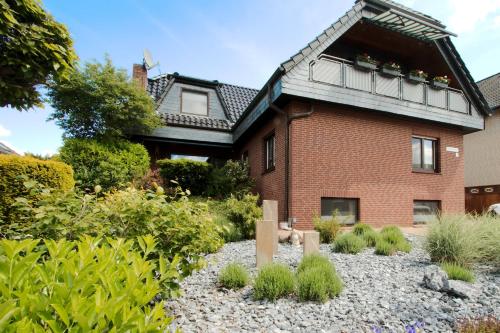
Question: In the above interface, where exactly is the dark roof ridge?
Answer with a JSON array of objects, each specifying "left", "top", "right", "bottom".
[{"left": 476, "top": 72, "right": 500, "bottom": 84}]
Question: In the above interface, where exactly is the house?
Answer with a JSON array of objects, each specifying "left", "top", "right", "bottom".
[
  {"left": 132, "top": 0, "right": 491, "bottom": 229},
  {"left": 0, "top": 142, "right": 18, "bottom": 155},
  {"left": 464, "top": 73, "right": 500, "bottom": 213}
]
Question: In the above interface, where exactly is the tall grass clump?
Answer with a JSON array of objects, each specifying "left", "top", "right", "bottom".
[
  {"left": 218, "top": 263, "right": 249, "bottom": 289},
  {"left": 313, "top": 215, "right": 341, "bottom": 243},
  {"left": 296, "top": 254, "right": 343, "bottom": 303},
  {"left": 332, "top": 233, "right": 366, "bottom": 254},
  {"left": 425, "top": 214, "right": 500, "bottom": 269},
  {"left": 380, "top": 225, "right": 411, "bottom": 253},
  {"left": 352, "top": 223, "right": 374, "bottom": 236},
  {"left": 253, "top": 263, "right": 295, "bottom": 301},
  {"left": 441, "top": 262, "right": 475, "bottom": 283},
  {"left": 374, "top": 240, "right": 396, "bottom": 256},
  {"left": 362, "top": 230, "right": 381, "bottom": 247}
]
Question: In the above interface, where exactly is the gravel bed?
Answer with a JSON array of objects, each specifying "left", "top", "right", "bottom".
[{"left": 165, "top": 236, "right": 500, "bottom": 332}]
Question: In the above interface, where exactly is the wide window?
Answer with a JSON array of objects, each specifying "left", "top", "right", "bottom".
[
  {"left": 412, "top": 136, "right": 438, "bottom": 172},
  {"left": 181, "top": 90, "right": 208, "bottom": 116},
  {"left": 413, "top": 200, "right": 440, "bottom": 224},
  {"left": 321, "top": 198, "right": 358, "bottom": 224},
  {"left": 171, "top": 154, "right": 208, "bottom": 162},
  {"left": 264, "top": 134, "right": 275, "bottom": 171}
]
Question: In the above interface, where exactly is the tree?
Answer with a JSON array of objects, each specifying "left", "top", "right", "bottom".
[
  {"left": 0, "top": 0, "right": 77, "bottom": 110},
  {"left": 48, "top": 57, "right": 162, "bottom": 140}
]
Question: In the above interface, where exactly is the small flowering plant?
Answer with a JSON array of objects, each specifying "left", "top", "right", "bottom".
[
  {"left": 383, "top": 61, "right": 401, "bottom": 71},
  {"left": 372, "top": 321, "right": 424, "bottom": 333},
  {"left": 433, "top": 75, "right": 451, "bottom": 84},
  {"left": 409, "top": 69, "right": 428, "bottom": 79},
  {"left": 356, "top": 53, "right": 378, "bottom": 65}
]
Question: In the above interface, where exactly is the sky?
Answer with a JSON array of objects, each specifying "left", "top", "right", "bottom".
[{"left": 1, "top": 0, "right": 499, "bottom": 155}]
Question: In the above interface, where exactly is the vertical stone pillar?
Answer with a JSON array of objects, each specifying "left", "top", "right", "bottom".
[
  {"left": 262, "top": 200, "right": 278, "bottom": 255},
  {"left": 303, "top": 231, "right": 320, "bottom": 256},
  {"left": 256, "top": 219, "right": 274, "bottom": 268}
]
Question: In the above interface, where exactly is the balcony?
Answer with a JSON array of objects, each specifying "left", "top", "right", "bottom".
[{"left": 309, "top": 55, "right": 470, "bottom": 115}]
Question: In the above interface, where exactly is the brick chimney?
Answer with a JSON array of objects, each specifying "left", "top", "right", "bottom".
[{"left": 132, "top": 63, "right": 147, "bottom": 90}]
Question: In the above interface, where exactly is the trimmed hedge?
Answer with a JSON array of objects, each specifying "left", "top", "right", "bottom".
[
  {"left": 157, "top": 158, "right": 212, "bottom": 196},
  {"left": 59, "top": 138, "right": 149, "bottom": 191},
  {"left": 0, "top": 155, "right": 74, "bottom": 220}
]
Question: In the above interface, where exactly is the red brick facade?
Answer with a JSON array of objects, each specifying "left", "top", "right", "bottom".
[{"left": 237, "top": 100, "right": 465, "bottom": 229}]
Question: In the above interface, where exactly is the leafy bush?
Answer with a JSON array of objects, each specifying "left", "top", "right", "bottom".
[
  {"left": 158, "top": 158, "right": 212, "bottom": 196},
  {"left": 59, "top": 138, "right": 149, "bottom": 191},
  {"left": 362, "top": 230, "right": 381, "bottom": 247},
  {"left": 426, "top": 214, "right": 500, "bottom": 269},
  {"left": 206, "top": 160, "right": 254, "bottom": 198},
  {"left": 253, "top": 263, "right": 295, "bottom": 301},
  {"left": 222, "top": 194, "right": 262, "bottom": 239},
  {"left": 313, "top": 215, "right": 341, "bottom": 243},
  {"left": 0, "top": 236, "right": 175, "bottom": 331},
  {"left": 441, "top": 262, "right": 475, "bottom": 282},
  {"left": 456, "top": 316, "right": 500, "bottom": 333},
  {"left": 7, "top": 182, "right": 224, "bottom": 286},
  {"left": 218, "top": 263, "right": 249, "bottom": 289},
  {"left": 374, "top": 240, "right": 396, "bottom": 256},
  {"left": 296, "top": 254, "right": 343, "bottom": 303},
  {"left": 352, "top": 223, "right": 374, "bottom": 236},
  {"left": 332, "top": 233, "right": 366, "bottom": 254},
  {"left": 0, "top": 155, "right": 74, "bottom": 221}
]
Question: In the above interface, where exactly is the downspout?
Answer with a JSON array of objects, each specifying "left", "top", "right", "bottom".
[{"left": 267, "top": 84, "right": 314, "bottom": 225}]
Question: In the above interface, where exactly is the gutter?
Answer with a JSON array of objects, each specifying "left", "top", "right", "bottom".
[{"left": 267, "top": 84, "right": 314, "bottom": 225}]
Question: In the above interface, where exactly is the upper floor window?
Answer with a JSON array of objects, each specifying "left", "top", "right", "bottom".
[
  {"left": 181, "top": 90, "right": 208, "bottom": 116},
  {"left": 412, "top": 136, "right": 438, "bottom": 172},
  {"left": 264, "top": 133, "right": 275, "bottom": 171}
]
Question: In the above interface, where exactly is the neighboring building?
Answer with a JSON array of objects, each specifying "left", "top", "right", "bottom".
[
  {"left": 0, "top": 142, "right": 18, "bottom": 155},
  {"left": 464, "top": 73, "right": 500, "bottom": 213},
  {"left": 133, "top": 0, "right": 491, "bottom": 229}
]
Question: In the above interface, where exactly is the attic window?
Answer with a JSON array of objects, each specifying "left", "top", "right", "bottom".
[{"left": 181, "top": 90, "right": 208, "bottom": 116}]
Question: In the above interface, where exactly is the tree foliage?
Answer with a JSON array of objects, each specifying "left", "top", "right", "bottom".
[
  {"left": 0, "top": 0, "right": 77, "bottom": 110},
  {"left": 48, "top": 57, "right": 161, "bottom": 140}
]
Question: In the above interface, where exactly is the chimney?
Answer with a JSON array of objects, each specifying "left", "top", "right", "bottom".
[{"left": 132, "top": 63, "right": 147, "bottom": 90}]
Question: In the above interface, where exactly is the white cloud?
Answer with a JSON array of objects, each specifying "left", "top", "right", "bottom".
[
  {"left": 0, "top": 124, "right": 11, "bottom": 137},
  {"left": 446, "top": 0, "right": 500, "bottom": 33}
]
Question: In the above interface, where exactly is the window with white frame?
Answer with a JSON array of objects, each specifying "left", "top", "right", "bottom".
[{"left": 181, "top": 90, "right": 208, "bottom": 116}]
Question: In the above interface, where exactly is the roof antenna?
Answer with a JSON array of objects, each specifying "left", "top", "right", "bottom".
[{"left": 143, "top": 48, "right": 160, "bottom": 71}]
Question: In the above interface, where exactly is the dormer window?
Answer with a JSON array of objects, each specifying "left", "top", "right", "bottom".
[{"left": 181, "top": 89, "right": 208, "bottom": 116}]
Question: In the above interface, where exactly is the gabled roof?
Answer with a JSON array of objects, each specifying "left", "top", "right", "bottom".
[
  {"left": 147, "top": 73, "right": 258, "bottom": 130},
  {"left": 477, "top": 73, "right": 500, "bottom": 110}
]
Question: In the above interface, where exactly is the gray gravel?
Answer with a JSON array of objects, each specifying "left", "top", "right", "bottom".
[{"left": 165, "top": 236, "right": 500, "bottom": 332}]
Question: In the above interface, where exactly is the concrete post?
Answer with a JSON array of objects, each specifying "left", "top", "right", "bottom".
[
  {"left": 262, "top": 200, "right": 278, "bottom": 255},
  {"left": 303, "top": 231, "right": 320, "bottom": 256},
  {"left": 256, "top": 219, "right": 274, "bottom": 268}
]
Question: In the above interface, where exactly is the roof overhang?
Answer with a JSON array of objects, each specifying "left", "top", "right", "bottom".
[{"left": 368, "top": 9, "right": 457, "bottom": 41}]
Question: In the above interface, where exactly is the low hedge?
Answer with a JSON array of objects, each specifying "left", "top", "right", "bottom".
[
  {"left": 59, "top": 138, "right": 149, "bottom": 191},
  {"left": 157, "top": 158, "right": 212, "bottom": 196},
  {"left": 0, "top": 155, "right": 74, "bottom": 220}
]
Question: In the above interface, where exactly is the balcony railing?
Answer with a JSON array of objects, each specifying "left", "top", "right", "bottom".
[{"left": 309, "top": 55, "right": 470, "bottom": 114}]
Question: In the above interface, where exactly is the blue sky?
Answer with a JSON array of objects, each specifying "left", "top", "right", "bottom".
[{"left": 1, "top": 0, "right": 499, "bottom": 155}]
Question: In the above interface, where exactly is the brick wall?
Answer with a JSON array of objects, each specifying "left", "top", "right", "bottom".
[
  {"left": 287, "top": 100, "right": 465, "bottom": 229},
  {"left": 236, "top": 113, "right": 287, "bottom": 222}
]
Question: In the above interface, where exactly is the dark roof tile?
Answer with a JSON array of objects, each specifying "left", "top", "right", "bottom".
[
  {"left": 160, "top": 113, "right": 232, "bottom": 131},
  {"left": 217, "top": 83, "right": 259, "bottom": 123},
  {"left": 477, "top": 73, "right": 500, "bottom": 110}
]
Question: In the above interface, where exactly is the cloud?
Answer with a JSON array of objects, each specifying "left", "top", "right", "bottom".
[
  {"left": 0, "top": 124, "right": 11, "bottom": 137},
  {"left": 446, "top": 0, "right": 500, "bottom": 33}
]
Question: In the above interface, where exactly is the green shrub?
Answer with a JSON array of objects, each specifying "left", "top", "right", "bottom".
[
  {"left": 0, "top": 155, "right": 74, "bottom": 221},
  {"left": 441, "top": 262, "right": 475, "bottom": 282},
  {"left": 332, "top": 233, "right": 366, "bottom": 254},
  {"left": 426, "top": 214, "right": 500, "bottom": 268},
  {"left": 0, "top": 236, "right": 175, "bottom": 331},
  {"left": 206, "top": 160, "right": 254, "bottom": 198},
  {"left": 253, "top": 263, "right": 295, "bottom": 301},
  {"left": 380, "top": 225, "right": 411, "bottom": 253},
  {"left": 7, "top": 183, "right": 224, "bottom": 288},
  {"left": 59, "top": 138, "right": 149, "bottom": 191},
  {"left": 157, "top": 158, "right": 212, "bottom": 196},
  {"left": 296, "top": 254, "right": 343, "bottom": 303},
  {"left": 362, "top": 230, "right": 381, "bottom": 247},
  {"left": 313, "top": 215, "right": 341, "bottom": 243},
  {"left": 223, "top": 194, "right": 262, "bottom": 239},
  {"left": 352, "top": 223, "right": 374, "bottom": 236},
  {"left": 374, "top": 240, "right": 396, "bottom": 256},
  {"left": 218, "top": 263, "right": 249, "bottom": 289}
]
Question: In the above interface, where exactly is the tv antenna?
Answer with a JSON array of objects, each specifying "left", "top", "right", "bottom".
[{"left": 143, "top": 49, "right": 159, "bottom": 70}]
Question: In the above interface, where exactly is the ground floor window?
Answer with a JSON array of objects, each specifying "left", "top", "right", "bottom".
[
  {"left": 413, "top": 200, "right": 440, "bottom": 224},
  {"left": 321, "top": 197, "right": 358, "bottom": 224}
]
